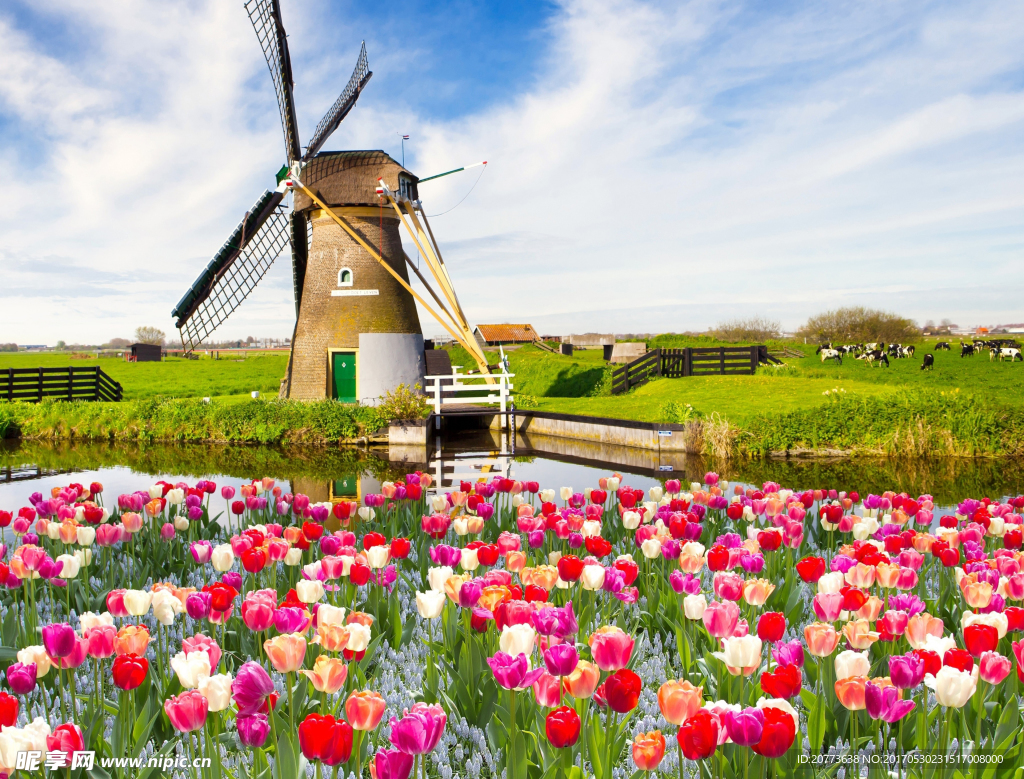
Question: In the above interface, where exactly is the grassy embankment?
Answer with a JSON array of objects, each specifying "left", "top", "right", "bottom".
[
  {"left": 448, "top": 340, "right": 1024, "bottom": 457},
  {"left": 0, "top": 352, "right": 388, "bottom": 444}
]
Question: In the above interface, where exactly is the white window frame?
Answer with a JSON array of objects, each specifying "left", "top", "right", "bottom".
[{"left": 337, "top": 267, "right": 353, "bottom": 287}]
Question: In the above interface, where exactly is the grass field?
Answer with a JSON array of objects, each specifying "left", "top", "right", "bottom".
[{"left": 0, "top": 352, "right": 289, "bottom": 400}]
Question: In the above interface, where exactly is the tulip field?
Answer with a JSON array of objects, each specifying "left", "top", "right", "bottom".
[{"left": 1, "top": 472, "right": 1023, "bottom": 779}]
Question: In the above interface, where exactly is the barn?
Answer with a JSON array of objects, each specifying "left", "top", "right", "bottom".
[
  {"left": 127, "top": 343, "right": 162, "bottom": 362},
  {"left": 473, "top": 324, "right": 538, "bottom": 349}
]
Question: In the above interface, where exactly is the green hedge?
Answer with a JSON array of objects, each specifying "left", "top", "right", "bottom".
[{"left": 0, "top": 398, "right": 387, "bottom": 444}]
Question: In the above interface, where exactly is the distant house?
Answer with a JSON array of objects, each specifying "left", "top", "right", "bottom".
[
  {"left": 565, "top": 333, "right": 615, "bottom": 348},
  {"left": 127, "top": 343, "right": 162, "bottom": 362},
  {"left": 473, "top": 324, "right": 538, "bottom": 348}
]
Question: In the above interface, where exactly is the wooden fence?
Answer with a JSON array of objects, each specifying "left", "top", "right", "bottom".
[
  {"left": 611, "top": 346, "right": 766, "bottom": 395},
  {"left": 1, "top": 367, "right": 124, "bottom": 403}
]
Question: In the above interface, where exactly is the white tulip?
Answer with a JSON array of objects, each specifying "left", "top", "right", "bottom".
[
  {"left": 76, "top": 526, "right": 96, "bottom": 546},
  {"left": 303, "top": 561, "right": 323, "bottom": 580},
  {"left": 622, "top": 511, "right": 641, "bottom": 530},
  {"left": 318, "top": 604, "right": 347, "bottom": 627},
  {"left": 358, "top": 507, "right": 375, "bottom": 521},
  {"left": 649, "top": 486, "right": 664, "bottom": 502},
  {"left": 152, "top": 590, "right": 183, "bottom": 626},
  {"left": 174, "top": 516, "right": 190, "bottom": 531},
  {"left": 198, "top": 673, "right": 233, "bottom": 712},
  {"left": 539, "top": 489, "right": 555, "bottom": 503},
  {"left": 123, "top": 589, "right": 152, "bottom": 616},
  {"left": 453, "top": 517, "right": 470, "bottom": 536},
  {"left": 427, "top": 566, "right": 454, "bottom": 593},
  {"left": 366, "top": 546, "right": 390, "bottom": 570},
  {"left": 460, "top": 548, "right": 479, "bottom": 571},
  {"left": 416, "top": 591, "right": 445, "bottom": 619},
  {"left": 580, "top": 564, "right": 606, "bottom": 591},
  {"left": 835, "top": 650, "right": 870, "bottom": 680},
  {"left": 499, "top": 624, "right": 536, "bottom": 657},
  {"left": 166, "top": 488, "right": 185, "bottom": 505},
  {"left": 927, "top": 665, "right": 977, "bottom": 708},
  {"left": 683, "top": 593, "right": 707, "bottom": 620},
  {"left": 17, "top": 646, "right": 52, "bottom": 677},
  {"left": 641, "top": 538, "right": 663, "bottom": 560},
  {"left": 347, "top": 623, "right": 372, "bottom": 652},
  {"left": 922, "top": 634, "right": 957, "bottom": 657},
  {"left": 548, "top": 551, "right": 562, "bottom": 566},
  {"left": 211, "top": 544, "right": 235, "bottom": 572},
  {"left": 56, "top": 553, "right": 80, "bottom": 579},
  {"left": 284, "top": 548, "right": 303, "bottom": 566},
  {"left": 75, "top": 549, "right": 92, "bottom": 568},
  {"left": 79, "top": 611, "right": 114, "bottom": 631},
  {"left": 715, "top": 635, "right": 763, "bottom": 675},
  {"left": 296, "top": 579, "right": 325, "bottom": 603},
  {"left": 431, "top": 495, "right": 449, "bottom": 512},
  {"left": 46, "top": 522, "right": 61, "bottom": 541},
  {"left": 581, "top": 520, "right": 602, "bottom": 538},
  {"left": 559, "top": 487, "right": 573, "bottom": 501},
  {"left": 148, "top": 485, "right": 164, "bottom": 499},
  {"left": 171, "top": 649, "right": 211, "bottom": 689},
  {"left": 817, "top": 572, "right": 846, "bottom": 595}
]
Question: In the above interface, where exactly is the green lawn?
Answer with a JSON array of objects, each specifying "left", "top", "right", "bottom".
[{"left": 0, "top": 352, "right": 289, "bottom": 400}]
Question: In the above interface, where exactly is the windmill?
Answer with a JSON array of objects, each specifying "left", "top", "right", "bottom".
[{"left": 172, "top": 0, "right": 492, "bottom": 402}]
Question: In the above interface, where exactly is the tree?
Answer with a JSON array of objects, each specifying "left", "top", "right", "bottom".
[
  {"left": 796, "top": 306, "right": 919, "bottom": 344},
  {"left": 712, "top": 316, "right": 782, "bottom": 343},
  {"left": 106, "top": 337, "right": 131, "bottom": 348},
  {"left": 246, "top": 336, "right": 255, "bottom": 345},
  {"left": 55, "top": 340, "right": 66, "bottom": 350},
  {"left": 134, "top": 326, "right": 165, "bottom": 345}
]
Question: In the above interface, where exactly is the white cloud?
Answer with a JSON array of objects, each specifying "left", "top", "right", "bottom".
[{"left": 1, "top": 0, "right": 1023, "bottom": 346}]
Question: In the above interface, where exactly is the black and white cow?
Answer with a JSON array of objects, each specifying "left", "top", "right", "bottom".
[
  {"left": 920, "top": 354, "right": 934, "bottom": 370},
  {"left": 991, "top": 347, "right": 1023, "bottom": 362},
  {"left": 860, "top": 350, "right": 889, "bottom": 367},
  {"left": 960, "top": 342, "right": 975, "bottom": 357},
  {"left": 934, "top": 342, "right": 951, "bottom": 351},
  {"left": 819, "top": 349, "right": 842, "bottom": 364}
]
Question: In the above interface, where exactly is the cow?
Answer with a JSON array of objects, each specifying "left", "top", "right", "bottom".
[
  {"left": 815, "top": 343, "right": 833, "bottom": 355},
  {"left": 860, "top": 350, "right": 889, "bottom": 367},
  {"left": 991, "top": 347, "right": 1023, "bottom": 362},
  {"left": 960, "top": 342, "right": 975, "bottom": 357},
  {"left": 865, "top": 342, "right": 883, "bottom": 352},
  {"left": 934, "top": 342, "right": 950, "bottom": 351},
  {"left": 921, "top": 354, "right": 934, "bottom": 370},
  {"left": 820, "top": 349, "right": 842, "bottom": 365}
]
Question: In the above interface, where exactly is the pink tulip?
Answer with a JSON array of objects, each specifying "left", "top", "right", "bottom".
[
  {"left": 812, "top": 593, "right": 844, "bottom": 622},
  {"left": 702, "top": 600, "right": 740, "bottom": 639},
  {"left": 389, "top": 703, "right": 447, "bottom": 755},
  {"left": 164, "top": 689, "right": 208, "bottom": 732},
  {"left": 979, "top": 651, "right": 1012, "bottom": 684},
  {"left": 183, "top": 635, "right": 221, "bottom": 671},
  {"left": 532, "top": 671, "right": 562, "bottom": 707},
  {"left": 84, "top": 625, "right": 116, "bottom": 659},
  {"left": 588, "top": 626, "right": 635, "bottom": 672}
]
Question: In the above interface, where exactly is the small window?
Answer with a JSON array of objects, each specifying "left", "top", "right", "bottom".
[{"left": 338, "top": 268, "right": 353, "bottom": 287}]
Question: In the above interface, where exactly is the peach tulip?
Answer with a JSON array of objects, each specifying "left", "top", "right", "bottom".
[
  {"left": 742, "top": 578, "right": 775, "bottom": 607},
  {"left": 114, "top": 625, "right": 151, "bottom": 657},
  {"left": 804, "top": 623, "right": 840, "bottom": 657},
  {"left": 299, "top": 655, "right": 348, "bottom": 694},
  {"left": 905, "top": 614, "right": 944, "bottom": 650},
  {"left": 658, "top": 679, "right": 703, "bottom": 725},
  {"left": 264, "top": 634, "right": 306, "bottom": 673},
  {"left": 835, "top": 676, "right": 867, "bottom": 711},
  {"left": 346, "top": 690, "right": 387, "bottom": 731}
]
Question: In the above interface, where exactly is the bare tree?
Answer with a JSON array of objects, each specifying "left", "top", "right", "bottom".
[
  {"left": 134, "top": 326, "right": 166, "bottom": 345},
  {"left": 713, "top": 316, "right": 782, "bottom": 342}
]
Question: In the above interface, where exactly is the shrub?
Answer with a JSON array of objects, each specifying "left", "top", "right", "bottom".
[
  {"left": 660, "top": 400, "right": 698, "bottom": 424},
  {"left": 377, "top": 383, "right": 428, "bottom": 422},
  {"left": 796, "top": 306, "right": 919, "bottom": 344}
]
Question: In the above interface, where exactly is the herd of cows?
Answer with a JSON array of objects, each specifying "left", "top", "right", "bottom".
[{"left": 814, "top": 339, "right": 1022, "bottom": 370}]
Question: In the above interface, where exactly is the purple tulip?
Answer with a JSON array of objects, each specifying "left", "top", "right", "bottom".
[
  {"left": 477, "top": 503, "right": 495, "bottom": 521},
  {"left": 543, "top": 644, "right": 579, "bottom": 677},
  {"left": 830, "top": 555, "right": 856, "bottom": 574},
  {"left": 429, "top": 545, "right": 461, "bottom": 568},
  {"left": 374, "top": 748, "right": 415, "bottom": 779},
  {"left": 740, "top": 552, "right": 765, "bottom": 574},
  {"left": 273, "top": 606, "right": 309, "bottom": 634},
  {"left": 980, "top": 595, "right": 1006, "bottom": 614},
  {"left": 888, "top": 653, "right": 925, "bottom": 690},
  {"left": 309, "top": 505, "right": 328, "bottom": 523},
  {"left": 723, "top": 708, "right": 764, "bottom": 746},
  {"left": 527, "top": 530, "right": 545, "bottom": 549},
  {"left": 6, "top": 662, "right": 37, "bottom": 694},
  {"left": 231, "top": 661, "right": 275, "bottom": 716},
  {"left": 458, "top": 579, "right": 483, "bottom": 609},
  {"left": 886, "top": 594, "right": 925, "bottom": 617},
  {"left": 23, "top": 533, "right": 40, "bottom": 547},
  {"left": 186, "top": 592, "right": 212, "bottom": 620},
  {"left": 320, "top": 535, "right": 341, "bottom": 556},
  {"left": 389, "top": 702, "right": 447, "bottom": 754},
  {"left": 487, "top": 652, "right": 544, "bottom": 691},
  {"left": 42, "top": 623, "right": 76, "bottom": 659},
  {"left": 221, "top": 486, "right": 236, "bottom": 500},
  {"left": 602, "top": 567, "right": 625, "bottom": 594},
  {"left": 222, "top": 572, "right": 243, "bottom": 591},
  {"left": 237, "top": 714, "right": 270, "bottom": 747},
  {"left": 567, "top": 532, "right": 584, "bottom": 549},
  {"left": 865, "top": 680, "right": 916, "bottom": 723},
  {"left": 683, "top": 522, "right": 703, "bottom": 542},
  {"left": 532, "top": 601, "right": 578, "bottom": 639},
  {"left": 772, "top": 640, "right": 805, "bottom": 668},
  {"left": 661, "top": 539, "right": 681, "bottom": 560}
]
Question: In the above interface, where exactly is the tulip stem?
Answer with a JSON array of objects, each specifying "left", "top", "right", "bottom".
[
  {"left": 974, "top": 681, "right": 984, "bottom": 779},
  {"left": 508, "top": 688, "right": 516, "bottom": 779},
  {"left": 287, "top": 672, "right": 296, "bottom": 735}
]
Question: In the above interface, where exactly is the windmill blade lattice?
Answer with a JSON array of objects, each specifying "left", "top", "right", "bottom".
[
  {"left": 303, "top": 42, "right": 371, "bottom": 161},
  {"left": 175, "top": 199, "right": 292, "bottom": 353},
  {"left": 245, "top": 0, "right": 301, "bottom": 161}
]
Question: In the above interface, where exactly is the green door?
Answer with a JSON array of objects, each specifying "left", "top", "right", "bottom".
[{"left": 332, "top": 352, "right": 356, "bottom": 402}]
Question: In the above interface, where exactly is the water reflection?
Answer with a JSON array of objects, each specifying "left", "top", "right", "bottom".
[{"left": 1, "top": 434, "right": 1022, "bottom": 509}]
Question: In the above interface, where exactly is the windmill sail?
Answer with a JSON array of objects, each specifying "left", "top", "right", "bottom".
[
  {"left": 245, "top": 0, "right": 301, "bottom": 162},
  {"left": 302, "top": 42, "right": 372, "bottom": 161},
  {"left": 172, "top": 190, "right": 291, "bottom": 352}
]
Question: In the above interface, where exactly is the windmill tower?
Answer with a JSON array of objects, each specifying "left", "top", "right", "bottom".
[{"left": 172, "top": 0, "right": 494, "bottom": 404}]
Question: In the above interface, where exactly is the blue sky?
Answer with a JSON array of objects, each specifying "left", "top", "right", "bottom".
[{"left": 1, "top": 0, "right": 1023, "bottom": 345}]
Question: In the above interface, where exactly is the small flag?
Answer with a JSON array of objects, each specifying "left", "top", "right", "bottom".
[{"left": 402, "top": 135, "right": 409, "bottom": 140}]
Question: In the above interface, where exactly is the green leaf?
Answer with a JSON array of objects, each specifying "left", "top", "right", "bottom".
[{"left": 994, "top": 693, "right": 1019, "bottom": 751}]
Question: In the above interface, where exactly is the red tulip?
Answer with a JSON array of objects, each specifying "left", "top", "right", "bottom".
[
  {"left": 205, "top": 582, "right": 238, "bottom": 613},
  {"left": 604, "top": 669, "right": 642, "bottom": 713},
  {"left": 727, "top": 503, "right": 743, "bottom": 521},
  {"left": 112, "top": 653, "right": 148, "bottom": 690},
  {"left": 241, "top": 548, "right": 267, "bottom": 573},
  {"left": 524, "top": 585, "right": 549, "bottom": 603},
  {"left": 390, "top": 537, "right": 411, "bottom": 559},
  {"left": 349, "top": 563, "right": 371, "bottom": 586},
  {"left": 303, "top": 522, "right": 324, "bottom": 541},
  {"left": 585, "top": 536, "right": 613, "bottom": 558},
  {"left": 231, "top": 500, "right": 245, "bottom": 515},
  {"left": 613, "top": 557, "right": 639, "bottom": 585},
  {"left": 913, "top": 649, "right": 942, "bottom": 677},
  {"left": 545, "top": 706, "right": 581, "bottom": 748},
  {"left": 943, "top": 648, "right": 974, "bottom": 673},
  {"left": 963, "top": 625, "right": 999, "bottom": 658},
  {"left": 939, "top": 548, "right": 959, "bottom": 567},
  {"left": 706, "top": 545, "right": 729, "bottom": 572},
  {"left": 0, "top": 692, "right": 18, "bottom": 728},
  {"left": 1005, "top": 607, "right": 1024, "bottom": 633},
  {"left": 557, "top": 555, "right": 584, "bottom": 582},
  {"left": 796, "top": 556, "right": 825, "bottom": 583},
  {"left": 751, "top": 707, "right": 796, "bottom": 757},
  {"left": 759, "top": 664, "right": 801, "bottom": 699},
  {"left": 756, "top": 613, "right": 786, "bottom": 643},
  {"left": 591, "top": 490, "right": 607, "bottom": 505},
  {"left": 477, "top": 544, "right": 500, "bottom": 567},
  {"left": 840, "top": 586, "right": 867, "bottom": 612},
  {"left": 677, "top": 709, "right": 718, "bottom": 760}
]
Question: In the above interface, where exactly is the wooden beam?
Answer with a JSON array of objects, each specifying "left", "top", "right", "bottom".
[{"left": 294, "top": 182, "right": 487, "bottom": 372}]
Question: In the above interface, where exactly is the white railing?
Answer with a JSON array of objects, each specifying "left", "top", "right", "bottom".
[
  {"left": 428, "top": 435, "right": 514, "bottom": 494},
  {"left": 422, "top": 367, "right": 515, "bottom": 426}
]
